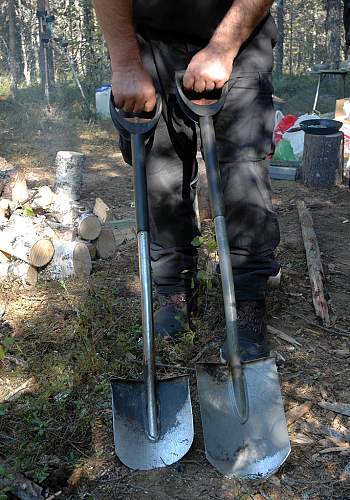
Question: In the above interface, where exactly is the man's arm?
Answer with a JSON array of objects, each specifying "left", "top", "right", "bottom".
[
  {"left": 184, "top": 0, "right": 274, "bottom": 92},
  {"left": 93, "top": 0, "right": 156, "bottom": 112}
]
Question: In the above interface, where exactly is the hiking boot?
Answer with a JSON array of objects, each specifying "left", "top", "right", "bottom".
[
  {"left": 154, "top": 289, "right": 198, "bottom": 341},
  {"left": 220, "top": 300, "right": 269, "bottom": 362}
]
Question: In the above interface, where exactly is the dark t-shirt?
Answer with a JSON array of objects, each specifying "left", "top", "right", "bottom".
[{"left": 133, "top": 0, "right": 278, "bottom": 72}]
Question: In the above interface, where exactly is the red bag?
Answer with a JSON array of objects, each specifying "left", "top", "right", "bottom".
[{"left": 274, "top": 114, "right": 297, "bottom": 146}]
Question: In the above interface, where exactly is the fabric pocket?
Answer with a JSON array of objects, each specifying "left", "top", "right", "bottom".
[{"left": 228, "top": 72, "right": 273, "bottom": 94}]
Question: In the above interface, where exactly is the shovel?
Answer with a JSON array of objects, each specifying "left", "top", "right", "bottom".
[
  {"left": 175, "top": 73, "right": 291, "bottom": 480},
  {"left": 109, "top": 94, "right": 194, "bottom": 470}
]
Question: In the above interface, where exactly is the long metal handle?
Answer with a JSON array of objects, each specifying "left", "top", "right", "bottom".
[
  {"left": 131, "top": 134, "right": 158, "bottom": 440},
  {"left": 199, "top": 115, "right": 248, "bottom": 422}
]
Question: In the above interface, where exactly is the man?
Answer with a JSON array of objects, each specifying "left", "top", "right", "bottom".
[{"left": 93, "top": 0, "right": 280, "bottom": 361}]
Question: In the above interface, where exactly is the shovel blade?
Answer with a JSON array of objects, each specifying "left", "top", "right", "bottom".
[
  {"left": 111, "top": 376, "right": 193, "bottom": 470},
  {"left": 196, "top": 357, "right": 290, "bottom": 480}
]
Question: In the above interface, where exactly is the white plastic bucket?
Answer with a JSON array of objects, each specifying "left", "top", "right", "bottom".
[{"left": 95, "top": 84, "right": 112, "bottom": 118}]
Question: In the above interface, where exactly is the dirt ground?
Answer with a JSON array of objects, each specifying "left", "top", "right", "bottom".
[{"left": 0, "top": 102, "right": 349, "bottom": 499}]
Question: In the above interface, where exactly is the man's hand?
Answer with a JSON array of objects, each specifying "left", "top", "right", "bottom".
[
  {"left": 183, "top": 45, "right": 235, "bottom": 93},
  {"left": 112, "top": 63, "right": 156, "bottom": 113}
]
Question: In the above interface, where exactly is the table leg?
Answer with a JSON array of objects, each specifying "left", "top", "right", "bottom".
[{"left": 312, "top": 74, "right": 322, "bottom": 113}]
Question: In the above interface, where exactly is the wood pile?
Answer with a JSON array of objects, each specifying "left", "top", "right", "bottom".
[{"left": 0, "top": 152, "right": 135, "bottom": 286}]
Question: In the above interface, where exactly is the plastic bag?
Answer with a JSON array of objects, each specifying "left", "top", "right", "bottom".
[
  {"left": 273, "top": 139, "right": 296, "bottom": 162},
  {"left": 283, "top": 113, "right": 318, "bottom": 160}
]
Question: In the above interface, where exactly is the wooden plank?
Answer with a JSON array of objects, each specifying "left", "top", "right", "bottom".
[
  {"left": 319, "top": 401, "right": 350, "bottom": 417},
  {"left": 297, "top": 200, "right": 330, "bottom": 326}
]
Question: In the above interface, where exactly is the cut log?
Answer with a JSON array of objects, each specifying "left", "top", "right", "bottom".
[
  {"left": 105, "top": 218, "right": 136, "bottom": 246},
  {"left": 76, "top": 239, "right": 97, "bottom": 259},
  {"left": 52, "top": 198, "right": 86, "bottom": 225},
  {"left": 76, "top": 212, "right": 102, "bottom": 240},
  {"left": 46, "top": 221, "right": 75, "bottom": 242},
  {"left": 93, "top": 197, "right": 113, "bottom": 223},
  {"left": 8, "top": 214, "right": 57, "bottom": 241},
  {"left": 0, "top": 215, "right": 54, "bottom": 267},
  {"left": 40, "top": 241, "right": 92, "bottom": 280},
  {"left": 0, "top": 260, "right": 38, "bottom": 285},
  {"left": 297, "top": 200, "right": 330, "bottom": 326},
  {"left": 31, "top": 185, "right": 56, "bottom": 209},
  {"left": 2, "top": 168, "right": 29, "bottom": 203},
  {"left": 301, "top": 132, "right": 343, "bottom": 188},
  {"left": 95, "top": 228, "right": 116, "bottom": 259},
  {"left": 54, "top": 151, "right": 85, "bottom": 202}
]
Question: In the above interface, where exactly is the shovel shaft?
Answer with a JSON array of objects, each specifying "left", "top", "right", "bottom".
[
  {"left": 131, "top": 134, "right": 158, "bottom": 441},
  {"left": 199, "top": 115, "right": 248, "bottom": 420}
]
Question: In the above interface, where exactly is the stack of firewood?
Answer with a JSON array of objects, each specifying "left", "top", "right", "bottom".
[{"left": 0, "top": 152, "right": 134, "bottom": 286}]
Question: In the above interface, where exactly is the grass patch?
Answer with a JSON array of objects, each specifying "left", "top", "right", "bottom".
[
  {"left": 273, "top": 73, "right": 350, "bottom": 114},
  {"left": 0, "top": 275, "right": 145, "bottom": 487}
]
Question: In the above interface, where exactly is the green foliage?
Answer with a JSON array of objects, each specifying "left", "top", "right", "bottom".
[
  {"left": 0, "top": 463, "right": 14, "bottom": 499},
  {"left": 0, "top": 75, "right": 11, "bottom": 97},
  {"left": 23, "top": 207, "right": 35, "bottom": 217},
  {"left": 191, "top": 236, "right": 204, "bottom": 247},
  {"left": 32, "top": 464, "right": 51, "bottom": 484},
  {"left": 0, "top": 337, "right": 15, "bottom": 361}
]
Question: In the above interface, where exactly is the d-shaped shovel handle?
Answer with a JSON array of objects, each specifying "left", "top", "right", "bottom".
[
  {"left": 174, "top": 71, "right": 228, "bottom": 122},
  {"left": 109, "top": 92, "right": 162, "bottom": 136}
]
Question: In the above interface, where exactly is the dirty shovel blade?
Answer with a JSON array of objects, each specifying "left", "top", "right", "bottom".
[
  {"left": 111, "top": 376, "right": 193, "bottom": 470},
  {"left": 196, "top": 357, "right": 291, "bottom": 480}
]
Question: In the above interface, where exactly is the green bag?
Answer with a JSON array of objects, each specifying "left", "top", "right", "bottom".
[{"left": 273, "top": 140, "right": 296, "bottom": 162}]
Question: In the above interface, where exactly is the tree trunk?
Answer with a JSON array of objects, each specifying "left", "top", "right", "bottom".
[
  {"left": 302, "top": 132, "right": 343, "bottom": 188},
  {"left": 37, "top": 0, "right": 52, "bottom": 105},
  {"left": 289, "top": 9, "right": 294, "bottom": 76},
  {"left": 8, "top": 0, "right": 17, "bottom": 92},
  {"left": 82, "top": 0, "right": 95, "bottom": 98},
  {"left": 326, "top": 0, "right": 342, "bottom": 68},
  {"left": 276, "top": 0, "right": 284, "bottom": 75}
]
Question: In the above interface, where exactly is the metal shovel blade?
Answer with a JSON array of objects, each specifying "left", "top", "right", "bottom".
[
  {"left": 196, "top": 357, "right": 291, "bottom": 480},
  {"left": 111, "top": 376, "right": 193, "bottom": 470}
]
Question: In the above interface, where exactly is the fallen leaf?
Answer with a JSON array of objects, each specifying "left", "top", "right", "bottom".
[{"left": 67, "top": 468, "right": 84, "bottom": 490}]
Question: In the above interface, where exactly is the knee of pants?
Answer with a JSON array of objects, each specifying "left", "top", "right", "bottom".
[{"left": 118, "top": 132, "right": 155, "bottom": 166}]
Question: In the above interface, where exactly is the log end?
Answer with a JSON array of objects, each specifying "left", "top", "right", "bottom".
[
  {"left": 79, "top": 214, "right": 102, "bottom": 241},
  {"left": 73, "top": 242, "right": 92, "bottom": 278},
  {"left": 29, "top": 239, "right": 55, "bottom": 267}
]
